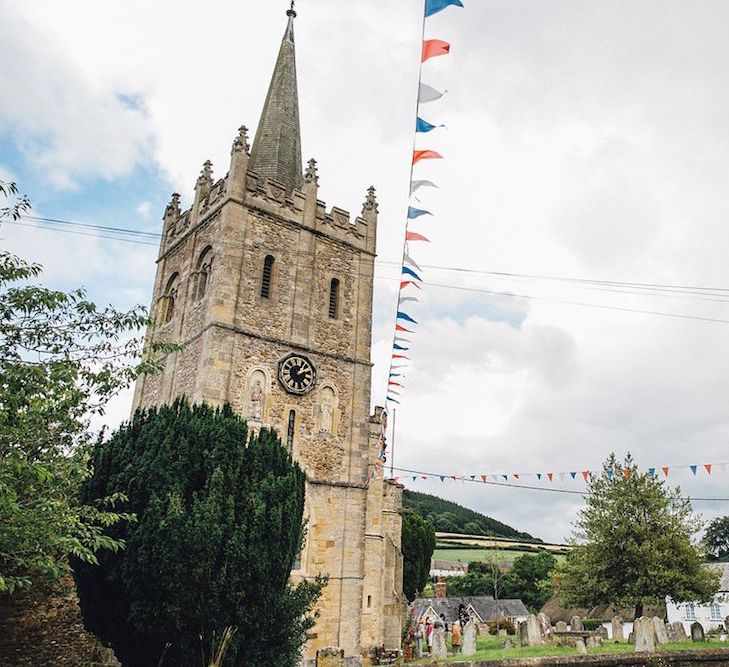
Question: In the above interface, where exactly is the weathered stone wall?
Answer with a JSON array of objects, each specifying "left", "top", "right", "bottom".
[
  {"left": 444, "top": 652, "right": 729, "bottom": 666},
  {"left": 0, "top": 578, "right": 110, "bottom": 667}
]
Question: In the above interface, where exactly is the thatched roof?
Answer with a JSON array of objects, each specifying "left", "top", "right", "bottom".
[{"left": 540, "top": 595, "right": 665, "bottom": 623}]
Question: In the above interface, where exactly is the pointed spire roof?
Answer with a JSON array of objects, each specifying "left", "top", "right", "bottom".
[{"left": 249, "top": 7, "right": 303, "bottom": 193}]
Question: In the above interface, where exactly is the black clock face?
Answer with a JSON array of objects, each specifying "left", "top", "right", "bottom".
[{"left": 278, "top": 353, "right": 316, "bottom": 395}]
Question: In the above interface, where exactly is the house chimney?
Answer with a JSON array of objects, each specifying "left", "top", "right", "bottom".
[{"left": 435, "top": 577, "right": 447, "bottom": 599}]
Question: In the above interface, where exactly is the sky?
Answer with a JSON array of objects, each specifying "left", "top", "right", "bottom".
[{"left": 2, "top": 0, "right": 729, "bottom": 543}]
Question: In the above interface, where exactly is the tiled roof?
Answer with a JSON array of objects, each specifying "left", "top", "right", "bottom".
[{"left": 410, "top": 596, "right": 529, "bottom": 623}]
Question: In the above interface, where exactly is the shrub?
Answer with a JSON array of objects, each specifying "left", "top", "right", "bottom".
[
  {"left": 582, "top": 618, "right": 602, "bottom": 631},
  {"left": 488, "top": 618, "right": 516, "bottom": 635}
]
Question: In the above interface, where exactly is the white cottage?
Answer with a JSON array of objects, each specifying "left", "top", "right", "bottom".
[{"left": 666, "top": 562, "right": 729, "bottom": 633}]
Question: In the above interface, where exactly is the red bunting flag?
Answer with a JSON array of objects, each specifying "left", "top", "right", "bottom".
[
  {"left": 705, "top": 464, "right": 712, "bottom": 474},
  {"left": 400, "top": 280, "right": 422, "bottom": 290},
  {"left": 481, "top": 475, "right": 487, "bottom": 483},
  {"left": 451, "top": 475, "right": 457, "bottom": 480},
  {"left": 405, "top": 231, "right": 431, "bottom": 242},
  {"left": 396, "top": 324, "right": 414, "bottom": 333},
  {"left": 513, "top": 473, "right": 519, "bottom": 480},
  {"left": 581, "top": 471, "right": 589, "bottom": 481},
  {"left": 413, "top": 149, "right": 443, "bottom": 164},
  {"left": 422, "top": 39, "right": 451, "bottom": 62},
  {"left": 662, "top": 466, "right": 669, "bottom": 477},
  {"left": 547, "top": 472, "right": 553, "bottom": 482},
  {"left": 392, "top": 354, "right": 410, "bottom": 360},
  {"left": 623, "top": 468, "right": 630, "bottom": 479},
  {"left": 388, "top": 381, "right": 402, "bottom": 387}
]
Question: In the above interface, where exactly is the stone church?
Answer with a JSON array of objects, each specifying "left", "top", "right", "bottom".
[{"left": 131, "top": 7, "right": 404, "bottom": 663}]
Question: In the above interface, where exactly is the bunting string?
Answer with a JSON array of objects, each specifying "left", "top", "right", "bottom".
[
  {"left": 383, "top": 0, "right": 464, "bottom": 419},
  {"left": 384, "top": 460, "right": 729, "bottom": 498}
]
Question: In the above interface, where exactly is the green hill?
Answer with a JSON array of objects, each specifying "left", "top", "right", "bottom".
[{"left": 402, "top": 489, "right": 540, "bottom": 542}]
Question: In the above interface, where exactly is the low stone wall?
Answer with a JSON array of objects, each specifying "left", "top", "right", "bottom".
[
  {"left": 0, "top": 577, "right": 116, "bottom": 667},
  {"left": 440, "top": 650, "right": 729, "bottom": 666}
]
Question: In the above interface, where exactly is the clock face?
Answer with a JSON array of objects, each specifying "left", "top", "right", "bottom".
[{"left": 278, "top": 353, "right": 317, "bottom": 395}]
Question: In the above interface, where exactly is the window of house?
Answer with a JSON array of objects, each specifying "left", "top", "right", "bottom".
[
  {"left": 161, "top": 273, "right": 179, "bottom": 324},
  {"left": 685, "top": 603, "right": 696, "bottom": 621},
  {"left": 261, "top": 255, "right": 275, "bottom": 299},
  {"left": 328, "top": 278, "right": 340, "bottom": 319},
  {"left": 193, "top": 246, "right": 213, "bottom": 301},
  {"left": 286, "top": 409, "right": 296, "bottom": 452},
  {"left": 710, "top": 603, "right": 722, "bottom": 621}
]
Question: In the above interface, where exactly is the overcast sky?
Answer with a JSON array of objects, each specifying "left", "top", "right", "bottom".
[{"left": 2, "top": 0, "right": 729, "bottom": 543}]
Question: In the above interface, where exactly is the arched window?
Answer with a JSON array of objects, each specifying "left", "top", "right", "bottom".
[
  {"left": 286, "top": 409, "right": 296, "bottom": 452},
  {"left": 328, "top": 278, "right": 340, "bottom": 319},
  {"left": 261, "top": 255, "right": 275, "bottom": 299},
  {"left": 193, "top": 246, "right": 213, "bottom": 302},
  {"left": 160, "top": 273, "right": 179, "bottom": 324}
]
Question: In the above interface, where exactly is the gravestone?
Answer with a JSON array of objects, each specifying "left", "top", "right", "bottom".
[
  {"left": 556, "top": 621, "right": 568, "bottom": 632},
  {"left": 597, "top": 626, "right": 608, "bottom": 640},
  {"left": 653, "top": 617, "right": 669, "bottom": 645},
  {"left": 576, "top": 638, "right": 587, "bottom": 655},
  {"left": 432, "top": 626, "right": 447, "bottom": 658},
  {"left": 725, "top": 616, "right": 729, "bottom": 632},
  {"left": 526, "top": 614, "right": 545, "bottom": 645},
  {"left": 691, "top": 621, "right": 705, "bottom": 642},
  {"left": 462, "top": 620, "right": 477, "bottom": 656},
  {"left": 586, "top": 635, "right": 601, "bottom": 649},
  {"left": 498, "top": 628, "right": 508, "bottom": 637},
  {"left": 634, "top": 616, "right": 656, "bottom": 653},
  {"left": 670, "top": 621, "right": 687, "bottom": 640},
  {"left": 501, "top": 637, "right": 513, "bottom": 650},
  {"left": 517, "top": 620, "right": 529, "bottom": 648},
  {"left": 570, "top": 615, "right": 583, "bottom": 631},
  {"left": 612, "top": 616, "right": 624, "bottom": 641}
]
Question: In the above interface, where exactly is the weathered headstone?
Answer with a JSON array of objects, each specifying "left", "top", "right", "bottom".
[
  {"left": 597, "top": 626, "right": 608, "bottom": 640},
  {"left": 691, "top": 621, "right": 705, "bottom": 642},
  {"left": 611, "top": 616, "right": 624, "bottom": 641},
  {"left": 556, "top": 621, "right": 568, "bottom": 632},
  {"left": 670, "top": 621, "right": 687, "bottom": 640},
  {"left": 498, "top": 628, "right": 508, "bottom": 637},
  {"left": 517, "top": 620, "right": 529, "bottom": 648},
  {"left": 501, "top": 637, "right": 513, "bottom": 650},
  {"left": 432, "top": 626, "right": 448, "bottom": 658},
  {"left": 570, "top": 615, "right": 583, "bottom": 631},
  {"left": 653, "top": 617, "right": 669, "bottom": 645},
  {"left": 576, "top": 638, "right": 587, "bottom": 655},
  {"left": 462, "top": 620, "right": 477, "bottom": 656},
  {"left": 725, "top": 615, "right": 729, "bottom": 632},
  {"left": 634, "top": 616, "right": 656, "bottom": 653},
  {"left": 586, "top": 635, "right": 600, "bottom": 649},
  {"left": 526, "top": 614, "right": 545, "bottom": 645}
]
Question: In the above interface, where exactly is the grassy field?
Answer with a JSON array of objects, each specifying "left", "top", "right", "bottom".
[
  {"left": 409, "top": 634, "right": 729, "bottom": 663},
  {"left": 433, "top": 547, "right": 567, "bottom": 565}
]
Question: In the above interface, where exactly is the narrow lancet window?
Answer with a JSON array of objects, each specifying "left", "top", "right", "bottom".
[
  {"left": 287, "top": 409, "right": 296, "bottom": 452},
  {"left": 261, "top": 255, "right": 275, "bottom": 299},
  {"left": 328, "top": 278, "right": 340, "bottom": 319},
  {"left": 194, "top": 247, "right": 213, "bottom": 301},
  {"left": 161, "top": 273, "right": 179, "bottom": 324}
]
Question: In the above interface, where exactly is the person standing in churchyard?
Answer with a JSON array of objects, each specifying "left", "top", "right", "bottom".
[
  {"left": 451, "top": 619, "right": 462, "bottom": 655},
  {"left": 426, "top": 617, "right": 434, "bottom": 655},
  {"left": 440, "top": 613, "right": 449, "bottom": 632},
  {"left": 458, "top": 603, "right": 470, "bottom": 626}
]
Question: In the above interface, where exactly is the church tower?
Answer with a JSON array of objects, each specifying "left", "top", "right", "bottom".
[{"left": 132, "top": 7, "right": 404, "bottom": 663}]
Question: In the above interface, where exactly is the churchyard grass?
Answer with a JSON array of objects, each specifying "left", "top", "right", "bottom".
[{"left": 410, "top": 635, "right": 729, "bottom": 663}]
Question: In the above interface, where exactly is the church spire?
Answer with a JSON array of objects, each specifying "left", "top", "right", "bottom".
[{"left": 249, "top": 4, "right": 303, "bottom": 193}]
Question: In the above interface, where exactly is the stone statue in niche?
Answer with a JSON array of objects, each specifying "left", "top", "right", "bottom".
[
  {"left": 247, "top": 371, "right": 266, "bottom": 421},
  {"left": 319, "top": 387, "right": 335, "bottom": 433}
]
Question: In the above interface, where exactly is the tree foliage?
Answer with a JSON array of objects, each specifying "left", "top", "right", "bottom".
[
  {"left": 500, "top": 551, "right": 556, "bottom": 612},
  {"left": 0, "top": 181, "right": 162, "bottom": 593},
  {"left": 559, "top": 453, "right": 719, "bottom": 618},
  {"left": 402, "top": 510, "right": 436, "bottom": 600},
  {"left": 403, "top": 489, "right": 538, "bottom": 540},
  {"left": 703, "top": 515, "right": 729, "bottom": 562},
  {"left": 73, "top": 400, "right": 325, "bottom": 667}
]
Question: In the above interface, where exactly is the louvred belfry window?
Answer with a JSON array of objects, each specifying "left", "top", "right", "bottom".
[
  {"left": 261, "top": 255, "right": 275, "bottom": 299},
  {"left": 328, "top": 278, "right": 340, "bottom": 319}
]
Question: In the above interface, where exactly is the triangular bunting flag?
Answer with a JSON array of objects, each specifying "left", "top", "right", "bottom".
[
  {"left": 547, "top": 473, "right": 553, "bottom": 482},
  {"left": 513, "top": 473, "right": 519, "bottom": 480},
  {"left": 662, "top": 466, "right": 669, "bottom": 477},
  {"left": 648, "top": 467, "right": 656, "bottom": 477},
  {"left": 558, "top": 472, "right": 565, "bottom": 481},
  {"left": 422, "top": 39, "right": 451, "bottom": 62},
  {"left": 398, "top": 296, "right": 419, "bottom": 305},
  {"left": 439, "top": 475, "right": 445, "bottom": 482},
  {"left": 606, "top": 470, "right": 614, "bottom": 480},
  {"left": 402, "top": 266, "right": 422, "bottom": 281},
  {"left": 418, "top": 82, "right": 446, "bottom": 104},
  {"left": 501, "top": 474, "right": 508, "bottom": 481},
  {"left": 581, "top": 471, "right": 589, "bottom": 481},
  {"left": 570, "top": 472, "right": 577, "bottom": 479},
  {"left": 690, "top": 465, "right": 697, "bottom": 475},
  {"left": 400, "top": 280, "right": 421, "bottom": 290},
  {"left": 705, "top": 464, "right": 712, "bottom": 474},
  {"left": 425, "top": 0, "right": 464, "bottom": 17},
  {"left": 412, "top": 149, "right": 443, "bottom": 165},
  {"left": 536, "top": 473, "right": 542, "bottom": 480},
  {"left": 396, "top": 311, "right": 418, "bottom": 324},
  {"left": 410, "top": 180, "right": 439, "bottom": 195},
  {"left": 408, "top": 206, "right": 433, "bottom": 219},
  {"left": 481, "top": 475, "right": 487, "bottom": 483},
  {"left": 403, "top": 252, "right": 423, "bottom": 271},
  {"left": 405, "top": 231, "right": 431, "bottom": 242},
  {"left": 416, "top": 117, "right": 442, "bottom": 133},
  {"left": 393, "top": 344, "right": 409, "bottom": 351},
  {"left": 623, "top": 469, "right": 630, "bottom": 479},
  {"left": 395, "top": 324, "right": 414, "bottom": 333}
]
